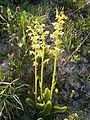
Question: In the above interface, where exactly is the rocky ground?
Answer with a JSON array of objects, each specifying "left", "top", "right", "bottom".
[{"left": 0, "top": 33, "right": 90, "bottom": 120}]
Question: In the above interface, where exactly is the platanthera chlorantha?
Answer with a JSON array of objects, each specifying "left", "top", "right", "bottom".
[{"left": 26, "top": 8, "right": 68, "bottom": 119}]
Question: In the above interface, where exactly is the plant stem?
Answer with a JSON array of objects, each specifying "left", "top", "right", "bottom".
[
  {"left": 23, "top": 29, "right": 26, "bottom": 46},
  {"left": 22, "top": 19, "right": 26, "bottom": 48},
  {"left": 51, "top": 36, "right": 58, "bottom": 99},
  {"left": 40, "top": 33, "right": 45, "bottom": 98},
  {"left": 34, "top": 38, "right": 38, "bottom": 102},
  {"left": 63, "top": 33, "right": 90, "bottom": 66}
]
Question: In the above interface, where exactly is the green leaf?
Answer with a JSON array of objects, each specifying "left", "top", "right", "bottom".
[
  {"left": 0, "top": 14, "right": 7, "bottom": 22},
  {"left": 26, "top": 98, "right": 36, "bottom": 109},
  {"left": 0, "top": 68, "right": 4, "bottom": 81},
  {"left": 0, "top": 87, "right": 8, "bottom": 95},
  {"left": 37, "top": 96, "right": 43, "bottom": 103},
  {"left": 36, "top": 103, "right": 45, "bottom": 111},
  {"left": 56, "top": 7, "right": 58, "bottom": 16},
  {"left": 39, "top": 100, "right": 52, "bottom": 117},
  {"left": 13, "top": 94, "right": 23, "bottom": 110},
  {"left": 43, "top": 88, "right": 51, "bottom": 102},
  {"left": 51, "top": 105, "right": 67, "bottom": 114}
]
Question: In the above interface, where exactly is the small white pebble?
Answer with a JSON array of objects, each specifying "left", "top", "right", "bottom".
[{"left": 74, "top": 113, "right": 78, "bottom": 117}]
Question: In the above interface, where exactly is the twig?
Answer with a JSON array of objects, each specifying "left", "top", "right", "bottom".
[{"left": 63, "top": 33, "right": 90, "bottom": 66}]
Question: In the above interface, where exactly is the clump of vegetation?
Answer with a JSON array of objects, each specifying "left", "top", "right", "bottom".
[{"left": 26, "top": 8, "right": 67, "bottom": 119}]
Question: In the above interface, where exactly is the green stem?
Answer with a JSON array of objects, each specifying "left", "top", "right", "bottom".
[
  {"left": 23, "top": 29, "right": 26, "bottom": 46},
  {"left": 64, "top": 33, "right": 90, "bottom": 65},
  {"left": 34, "top": 39, "right": 38, "bottom": 102},
  {"left": 51, "top": 36, "right": 58, "bottom": 99},
  {"left": 22, "top": 21, "right": 26, "bottom": 47},
  {"left": 40, "top": 33, "right": 45, "bottom": 98}
]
